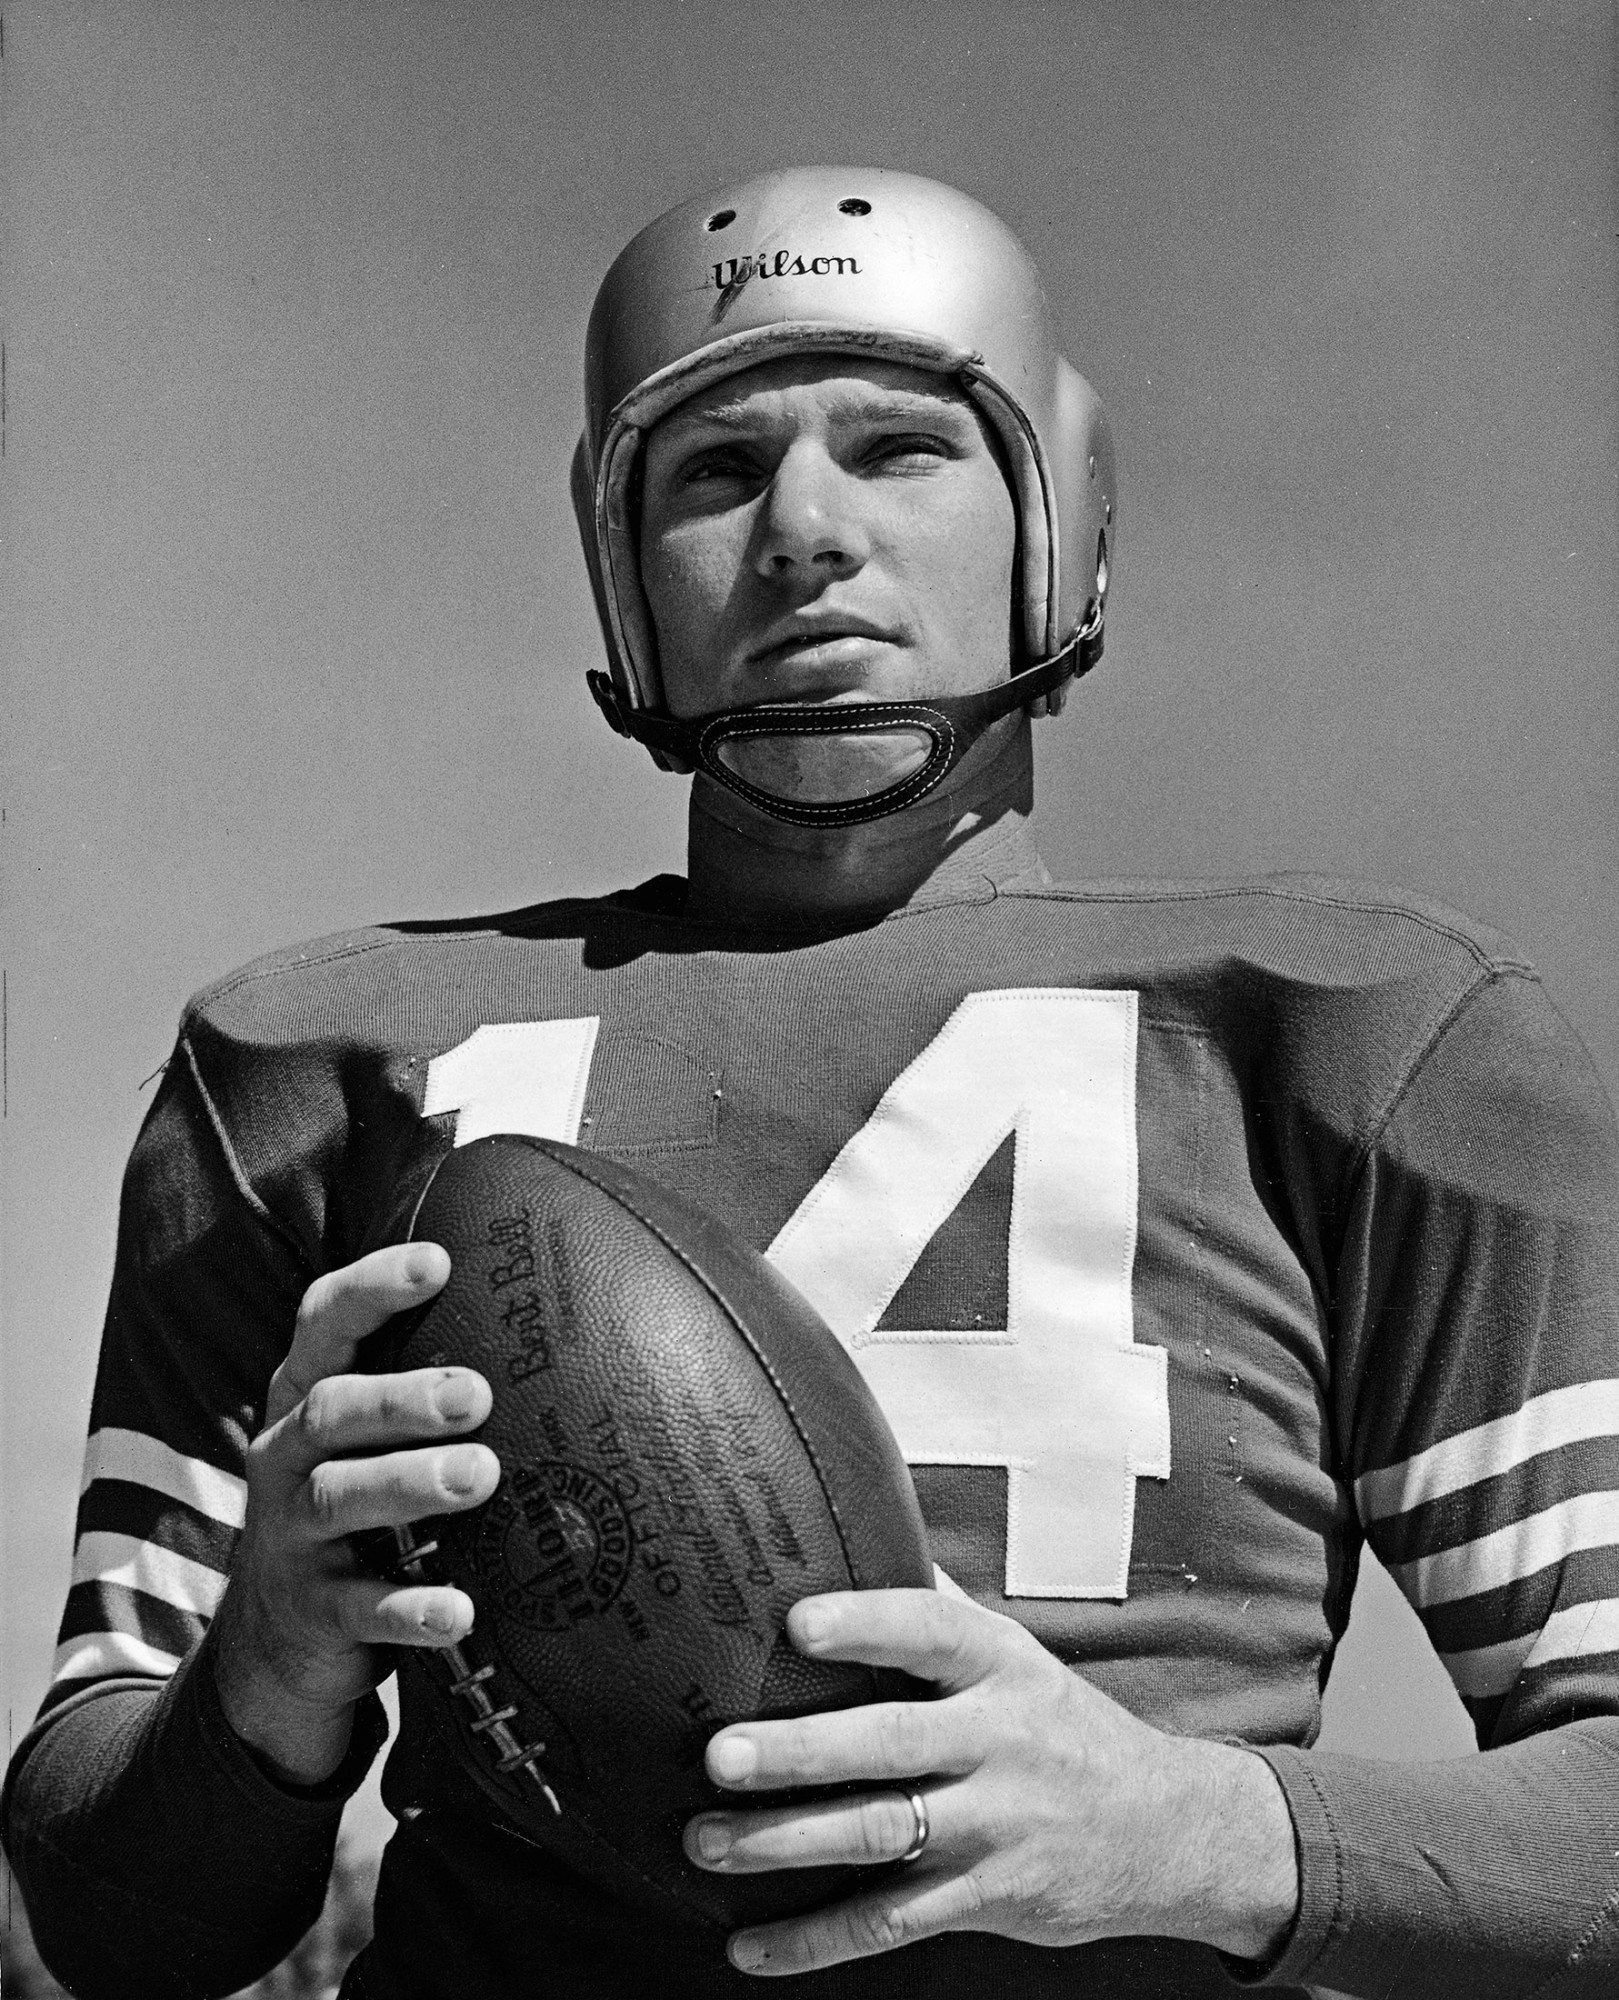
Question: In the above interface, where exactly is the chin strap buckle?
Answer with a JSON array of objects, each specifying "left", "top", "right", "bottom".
[{"left": 586, "top": 669, "right": 634, "bottom": 739}]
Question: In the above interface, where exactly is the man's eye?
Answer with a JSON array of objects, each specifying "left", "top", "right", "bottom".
[
  {"left": 863, "top": 433, "right": 955, "bottom": 470},
  {"left": 678, "top": 448, "right": 760, "bottom": 486}
]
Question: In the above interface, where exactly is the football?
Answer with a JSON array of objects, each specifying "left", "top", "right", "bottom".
[{"left": 368, "top": 1133, "right": 935, "bottom": 1929}]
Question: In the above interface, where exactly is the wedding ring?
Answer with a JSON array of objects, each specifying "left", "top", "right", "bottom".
[{"left": 897, "top": 1786, "right": 929, "bottom": 1864}]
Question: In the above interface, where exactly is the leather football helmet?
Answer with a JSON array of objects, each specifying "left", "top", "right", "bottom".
[{"left": 573, "top": 166, "right": 1114, "bottom": 823}]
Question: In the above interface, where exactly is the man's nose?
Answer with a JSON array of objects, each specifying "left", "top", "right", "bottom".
[{"left": 753, "top": 442, "right": 870, "bottom": 580}]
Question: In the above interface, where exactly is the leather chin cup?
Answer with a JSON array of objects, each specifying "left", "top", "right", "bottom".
[{"left": 587, "top": 613, "right": 1102, "bottom": 830}]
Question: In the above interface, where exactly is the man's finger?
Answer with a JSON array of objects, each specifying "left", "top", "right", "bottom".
[
  {"left": 270, "top": 1244, "right": 451, "bottom": 1420},
  {"left": 266, "top": 1367, "right": 492, "bottom": 1474},
  {"left": 687, "top": 1784, "right": 947, "bottom": 1875},
  {"left": 299, "top": 1441, "right": 500, "bottom": 1539},
  {"left": 324, "top": 1576, "right": 479, "bottom": 1650},
  {"left": 706, "top": 1693, "right": 968, "bottom": 1793},
  {"left": 726, "top": 1870, "right": 985, "bottom": 1978},
  {"left": 786, "top": 1588, "right": 1016, "bottom": 1694}
]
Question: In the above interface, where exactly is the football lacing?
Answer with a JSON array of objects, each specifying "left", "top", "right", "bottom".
[{"left": 390, "top": 1523, "right": 562, "bottom": 1816}]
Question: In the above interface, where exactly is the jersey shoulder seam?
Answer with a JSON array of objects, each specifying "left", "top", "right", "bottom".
[
  {"left": 177, "top": 1030, "right": 319, "bottom": 1277},
  {"left": 1001, "top": 878, "right": 1535, "bottom": 976},
  {"left": 1340, "top": 965, "right": 1540, "bottom": 1214},
  {"left": 182, "top": 894, "right": 640, "bottom": 1017},
  {"left": 183, "top": 934, "right": 416, "bottom": 1018}
]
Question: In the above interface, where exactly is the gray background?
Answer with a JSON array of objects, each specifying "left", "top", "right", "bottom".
[{"left": 4, "top": 0, "right": 1615, "bottom": 1850}]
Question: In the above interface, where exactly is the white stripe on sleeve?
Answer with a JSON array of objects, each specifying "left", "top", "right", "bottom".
[
  {"left": 1389, "top": 1489, "right": 1619, "bottom": 1610},
  {"left": 1435, "top": 1629, "right": 1533, "bottom": 1701},
  {"left": 1439, "top": 1596, "right": 1619, "bottom": 1701},
  {"left": 80, "top": 1427, "right": 248, "bottom": 1529},
  {"left": 71, "top": 1531, "right": 230, "bottom": 1616},
  {"left": 1524, "top": 1596, "right": 1619, "bottom": 1674},
  {"left": 1356, "top": 1380, "right": 1619, "bottom": 1524},
  {"left": 51, "top": 1632, "right": 183, "bottom": 1685}
]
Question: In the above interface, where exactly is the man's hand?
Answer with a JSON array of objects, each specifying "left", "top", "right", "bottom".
[
  {"left": 684, "top": 1590, "right": 1299, "bottom": 1977},
  {"left": 211, "top": 1243, "right": 500, "bottom": 1786}
]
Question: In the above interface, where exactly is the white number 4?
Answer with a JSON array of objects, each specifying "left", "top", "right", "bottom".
[{"left": 768, "top": 989, "right": 1168, "bottom": 1600}]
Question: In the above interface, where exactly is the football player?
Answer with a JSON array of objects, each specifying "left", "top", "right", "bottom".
[{"left": 6, "top": 169, "right": 1619, "bottom": 2000}]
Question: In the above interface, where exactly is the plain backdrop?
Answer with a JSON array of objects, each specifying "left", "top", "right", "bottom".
[{"left": 3, "top": 0, "right": 1616, "bottom": 1859}]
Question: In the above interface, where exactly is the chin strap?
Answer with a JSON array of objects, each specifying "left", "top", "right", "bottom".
[{"left": 586, "top": 607, "right": 1103, "bottom": 830}]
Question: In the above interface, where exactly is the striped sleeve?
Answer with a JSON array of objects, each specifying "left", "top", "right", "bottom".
[
  {"left": 1357, "top": 1381, "right": 1619, "bottom": 1705},
  {"left": 1247, "top": 971, "right": 1619, "bottom": 1997},
  {"left": 5, "top": 1029, "right": 389, "bottom": 2000},
  {"left": 1339, "top": 970, "right": 1619, "bottom": 1748},
  {"left": 50, "top": 1429, "right": 246, "bottom": 1692},
  {"left": 40, "top": 1046, "right": 316, "bottom": 1719}
]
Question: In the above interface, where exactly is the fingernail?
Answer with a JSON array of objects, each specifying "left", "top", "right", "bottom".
[
  {"left": 730, "top": 1936, "right": 765, "bottom": 1973},
  {"left": 420, "top": 1599, "right": 457, "bottom": 1635},
  {"left": 794, "top": 1602, "right": 831, "bottom": 1649},
  {"left": 695, "top": 1820, "right": 732, "bottom": 1864},
  {"left": 441, "top": 1447, "right": 483, "bottom": 1495},
  {"left": 433, "top": 1374, "right": 478, "bottom": 1422},
  {"left": 710, "top": 1735, "right": 757, "bottom": 1784},
  {"left": 406, "top": 1247, "right": 446, "bottom": 1288}
]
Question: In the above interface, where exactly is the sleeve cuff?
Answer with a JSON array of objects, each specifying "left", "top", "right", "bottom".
[
  {"left": 189, "top": 1620, "right": 392, "bottom": 1817},
  {"left": 1221, "top": 1744, "right": 1343, "bottom": 1989}
]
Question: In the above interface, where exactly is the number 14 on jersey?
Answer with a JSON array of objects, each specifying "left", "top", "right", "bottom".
[{"left": 424, "top": 988, "right": 1169, "bottom": 1601}]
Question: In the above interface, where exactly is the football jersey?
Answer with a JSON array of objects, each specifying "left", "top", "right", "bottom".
[{"left": 12, "top": 870, "right": 1619, "bottom": 1999}]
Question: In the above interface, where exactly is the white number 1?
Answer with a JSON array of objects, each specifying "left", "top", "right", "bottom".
[
  {"left": 768, "top": 989, "right": 1167, "bottom": 1600},
  {"left": 423, "top": 1018, "right": 599, "bottom": 1147}
]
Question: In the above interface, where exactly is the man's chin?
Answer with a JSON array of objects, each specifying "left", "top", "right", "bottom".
[{"left": 714, "top": 727, "right": 933, "bottom": 806}]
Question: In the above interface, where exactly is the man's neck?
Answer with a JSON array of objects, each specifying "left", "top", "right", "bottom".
[{"left": 682, "top": 715, "right": 1047, "bottom": 931}]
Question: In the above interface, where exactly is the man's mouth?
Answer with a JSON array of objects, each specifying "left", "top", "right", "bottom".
[{"left": 747, "top": 617, "right": 902, "bottom": 686}]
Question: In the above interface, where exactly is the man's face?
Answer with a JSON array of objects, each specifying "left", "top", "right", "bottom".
[{"left": 638, "top": 356, "right": 1018, "bottom": 804}]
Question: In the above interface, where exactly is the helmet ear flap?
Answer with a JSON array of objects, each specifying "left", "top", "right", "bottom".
[
  {"left": 571, "top": 435, "right": 615, "bottom": 670},
  {"left": 1051, "top": 359, "right": 1115, "bottom": 645},
  {"left": 571, "top": 434, "right": 692, "bottom": 773}
]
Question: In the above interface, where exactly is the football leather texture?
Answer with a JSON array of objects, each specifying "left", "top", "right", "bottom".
[{"left": 370, "top": 1134, "right": 935, "bottom": 1929}]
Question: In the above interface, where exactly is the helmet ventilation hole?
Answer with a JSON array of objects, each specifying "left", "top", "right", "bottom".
[
  {"left": 838, "top": 197, "right": 872, "bottom": 216},
  {"left": 704, "top": 209, "right": 736, "bottom": 232}
]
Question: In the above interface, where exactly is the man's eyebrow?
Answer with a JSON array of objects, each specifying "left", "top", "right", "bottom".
[
  {"left": 662, "top": 386, "right": 975, "bottom": 436},
  {"left": 821, "top": 387, "right": 976, "bottom": 425}
]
